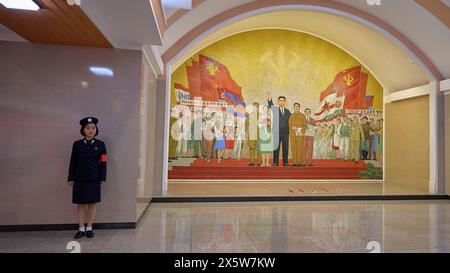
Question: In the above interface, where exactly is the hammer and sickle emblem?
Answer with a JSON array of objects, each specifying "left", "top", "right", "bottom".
[
  {"left": 344, "top": 74, "right": 354, "bottom": 86},
  {"left": 206, "top": 62, "right": 218, "bottom": 76},
  {"left": 260, "top": 46, "right": 300, "bottom": 90}
]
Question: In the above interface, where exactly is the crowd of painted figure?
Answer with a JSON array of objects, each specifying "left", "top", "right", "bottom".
[
  {"left": 169, "top": 96, "right": 384, "bottom": 167},
  {"left": 312, "top": 115, "right": 384, "bottom": 163}
]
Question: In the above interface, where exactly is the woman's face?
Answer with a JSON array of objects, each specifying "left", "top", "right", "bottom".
[{"left": 83, "top": 123, "right": 97, "bottom": 139}]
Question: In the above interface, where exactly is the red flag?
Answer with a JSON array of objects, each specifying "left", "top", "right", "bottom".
[
  {"left": 318, "top": 67, "right": 361, "bottom": 110},
  {"left": 199, "top": 55, "right": 244, "bottom": 102},
  {"left": 339, "top": 67, "right": 362, "bottom": 109},
  {"left": 355, "top": 72, "right": 368, "bottom": 108},
  {"left": 319, "top": 67, "right": 361, "bottom": 103},
  {"left": 200, "top": 75, "right": 221, "bottom": 101},
  {"left": 186, "top": 61, "right": 201, "bottom": 99}
]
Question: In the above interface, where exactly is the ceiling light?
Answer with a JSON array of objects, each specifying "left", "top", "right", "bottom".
[
  {"left": 66, "top": 0, "right": 81, "bottom": 6},
  {"left": 0, "top": 0, "right": 40, "bottom": 11},
  {"left": 89, "top": 67, "right": 114, "bottom": 77}
]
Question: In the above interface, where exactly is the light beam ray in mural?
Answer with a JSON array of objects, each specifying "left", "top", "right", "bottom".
[{"left": 260, "top": 46, "right": 300, "bottom": 90}]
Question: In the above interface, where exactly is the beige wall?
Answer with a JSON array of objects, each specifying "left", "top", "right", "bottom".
[
  {"left": 385, "top": 95, "right": 430, "bottom": 191},
  {"left": 152, "top": 79, "right": 167, "bottom": 196},
  {"left": 445, "top": 94, "right": 450, "bottom": 195},
  {"left": 142, "top": 61, "right": 157, "bottom": 198},
  {"left": 0, "top": 41, "right": 142, "bottom": 225}
]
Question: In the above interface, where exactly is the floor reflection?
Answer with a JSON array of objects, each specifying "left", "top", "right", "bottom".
[
  {"left": 1, "top": 201, "right": 449, "bottom": 253},
  {"left": 143, "top": 201, "right": 449, "bottom": 253}
]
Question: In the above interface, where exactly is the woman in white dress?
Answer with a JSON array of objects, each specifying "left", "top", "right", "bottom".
[
  {"left": 332, "top": 118, "right": 342, "bottom": 159},
  {"left": 258, "top": 105, "right": 274, "bottom": 167},
  {"left": 314, "top": 124, "right": 324, "bottom": 159}
]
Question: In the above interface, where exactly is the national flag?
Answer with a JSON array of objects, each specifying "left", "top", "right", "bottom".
[
  {"left": 219, "top": 88, "right": 246, "bottom": 106},
  {"left": 314, "top": 92, "right": 345, "bottom": 121},
  {"left": 225, "top": 105, "right": 247, "bottom": 118},
  {"left": 364, "top": 96, "right": 374, "bottom": 109}
]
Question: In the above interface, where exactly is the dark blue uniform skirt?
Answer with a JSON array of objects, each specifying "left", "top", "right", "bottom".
[{"left": 72, "top": 180, "right": 101, "bottom": 204}]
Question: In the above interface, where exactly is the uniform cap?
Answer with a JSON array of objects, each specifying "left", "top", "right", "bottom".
[{"left": 79, "top": 117, "right": 98, "bottom": 126}]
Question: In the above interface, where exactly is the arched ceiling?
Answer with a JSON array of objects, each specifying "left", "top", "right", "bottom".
[
  {"left": 3, "top": 0, "right": 444, "bottom": 91},
  {"left": 160, "top": 0, "right": 450, "bottom": 92},
  {"left": 166, "top": 9, "right": 430, "bottom": 93}
]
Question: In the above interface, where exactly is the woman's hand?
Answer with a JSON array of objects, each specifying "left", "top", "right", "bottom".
[{"left": 68, "top": 181, "right": 74, "bottom": 187}]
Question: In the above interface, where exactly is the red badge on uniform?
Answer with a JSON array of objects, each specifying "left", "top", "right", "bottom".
[{"left": 100, "top": 154, "right": 107, "bottom": 162}]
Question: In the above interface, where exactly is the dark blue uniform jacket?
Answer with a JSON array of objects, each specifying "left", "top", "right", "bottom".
[{"left": 68, "top": 139, "right": 107, "bottom": 182}]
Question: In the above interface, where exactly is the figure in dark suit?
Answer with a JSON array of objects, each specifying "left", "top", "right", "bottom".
[
  {"left": 268, "top": 93, "right": 291, "bottom": 166},
  {"left": 68, "top": 117, "right": 107, "bottom": 239}
]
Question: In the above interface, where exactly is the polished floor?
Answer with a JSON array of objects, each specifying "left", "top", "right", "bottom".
[{"left": 1, "top": 200, "right": 450, "bottom": 253}]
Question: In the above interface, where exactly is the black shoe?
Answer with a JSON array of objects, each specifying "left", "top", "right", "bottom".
[
  {"left": 283, "top": 164, "right": 289, "bottom": 167},
  {"left": 86, "top": 230, "right": 95, "bottom": 238},
  {"left": 74, "top": 231, "right": 85, "bottom": 239},
  {"left": 291, "top": 164, "right": 297, "bottom": 167}
]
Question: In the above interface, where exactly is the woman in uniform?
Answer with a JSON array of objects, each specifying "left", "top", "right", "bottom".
[{"left": 68, "top": 117, "right": 107, "bottom": 239}]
